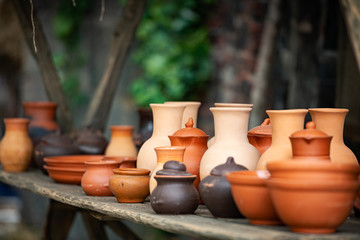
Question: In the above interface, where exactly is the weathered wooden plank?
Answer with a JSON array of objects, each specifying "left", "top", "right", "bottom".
[{"left": 0, "top": 169, "right": 359, "bottom": 240}]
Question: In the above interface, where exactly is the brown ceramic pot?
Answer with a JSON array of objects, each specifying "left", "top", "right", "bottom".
[
  {"left": 44, "top": 165, "right": 85, "bottom": 185},
  {"left": 247, "top": 118, "right": 272, "bottom": 155},
  {"left": 102, "top": 156, "right": 136, "bottom": 168},
  {"left": 73, "top": 126, "right": 108, "bottom": 155},
  {"left": 109, "top": 168, "right": 150, "bottom": 203},
  {"left": 226, "top": 170, "right": 281, "bottom": 225}
]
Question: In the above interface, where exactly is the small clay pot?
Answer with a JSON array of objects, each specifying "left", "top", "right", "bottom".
[
  {"left": 199, "top": 157, "right": 247, "bottom": 218},
  {"left": 247, "top": 118, "right": 272, "bottom": 155},
  {"left": 73, "top": 126, "right": 108, "bottom": 154},
  {"left": 226, "top": 170, "right": 281, "bottom": 225},
  {"left": 44, "top": 165, "right": 85, "bottom": 185},
  {"left": 109, "top": 168, "right": 150, "bottom": 203},
  {"left": 102, "top": 156, "right": 136, "bottom": 168}
]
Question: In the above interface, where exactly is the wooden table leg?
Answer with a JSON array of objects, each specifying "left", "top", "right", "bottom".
[{"left": 81, "top": 211, "right": 108, "bottom": 240}]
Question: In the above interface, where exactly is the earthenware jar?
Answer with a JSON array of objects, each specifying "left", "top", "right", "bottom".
[
  {"left": 0, "top": 118, "right": 33, "bottom": 172},
  {"left": 247, "top": 118, "right": 272, "bottom": 155},
  {"left": 164, "top": 101, "right": 201, "bottom": 127},
  {"left": 81, "top": 160, "right": 120, "bottom": 196},
  {"left": 137, "top": 104, "right": 185, "bottom": 173},
  {"left": 22, "top": 101, "right": 60, "bottom": 146},
  {"left": 200, "top": 107, "right": 260, "bottom": 180},
  {"left": 105, "top": 125, "right": 137, "bottom": 157},
  {"left": 109, "top": 168, "right": 150, "bottom": 203},
  {"left": 199, "top": 157, "right": 247, "bottom": 218},
  {"left": 256, "top": 109, "right": 308, "bottom": 170},
  {"left": 309, "top": 108, "right": 358, "bottom": 165},
  {"left": 169, "top": 118, "right": 209, "bottom": 190},
  {"left": 151, "top": 161, "right": 199, "bottom": 214},
  {"left": 73, "top": 126, "right": 108, "bottom": 155},
  {"left": 149, "top": 146, "right": 186, "bottom": 194}
]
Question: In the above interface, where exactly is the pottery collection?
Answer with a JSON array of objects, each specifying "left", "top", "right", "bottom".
[
  {"left": 105, "top": 125, "right": 137, "bottom": 157},
  {"left": 247, "top": 118, "right": 272, "bottom": 155}
]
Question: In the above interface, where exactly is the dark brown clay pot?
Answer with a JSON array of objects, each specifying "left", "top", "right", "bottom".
[
  {"left": 247, "top": 118, "right": 272, "bottom": 155},
  {"left": 199, "top": 157, "right": 247, "bottom": 218},
  {"left": 73, "top": 126, "right": 108, "bottom": 154}
]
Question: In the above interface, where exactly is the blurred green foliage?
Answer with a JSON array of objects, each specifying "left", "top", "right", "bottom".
[{"left": 131, "top": 0, "right": 213, "bottom": 107}]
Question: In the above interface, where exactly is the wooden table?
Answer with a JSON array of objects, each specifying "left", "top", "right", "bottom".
[{"left": 0, "top": 169, "right": 360, "bottom": 240}]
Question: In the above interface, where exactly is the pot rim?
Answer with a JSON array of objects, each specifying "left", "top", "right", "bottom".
[
  {"left": 4, "top": 118, "right": 30, "bottom": 124},
  {"left": 226, "top": 170, "right": 270, "bottom": 185},
  {"left": 113, "top": 168, "right": 150, "bottom": 175},
  {"left": 154, "top": 174, "right": 197, "bottom": 179},
  {"left": 22, "top": 101, "right": 57, "bottom": 107},
  {"left": 44, "top": 155, "right": 104, "bottom": 163},
  {"left": 267, "top": 161, "right": 360, "bottom": 173},
  {"left": 164, "top": 101, "right": 201, "bottom": 106},
  {"left": 210, "top": 107, "right": 252, "bottom": 112},
  {"left": 214, "top": 103, "right": 253, "bottom": 108},
  {"left": 85, "top": 160, "right": 120, "bottom": 165},
  {"left": 44, "top": 165, "right": 85, "bottom": 173},
  {"left": 110, "top": 125, "right": 134, "bottom": 130},
  {"left": 308, "top": 108, "right": 349, "bottom": 113},
  {"left": 103, "top": 156, "right": 136, "bottom": 162},
  {"left": 266, "top": 109, "right": 308, "bottom": 114}
]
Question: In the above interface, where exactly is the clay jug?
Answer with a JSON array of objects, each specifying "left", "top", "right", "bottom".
[
  {"left": 105, "top": 125, "right": 137, "bottom": 157},
  {"left": 256, "top": 109, "right": 308, "bottom": 170},
  {"left": 0, "top": 118, "right": 33, "bottom": 172},
  {"left": 247, "top": 118, "right": 272, "bottom": 155},
  {"left": 200, "top": 107, "right": 260, "bottom": 180},
  {"left": 149, "top": 146, "right": 186, "bottom": 194},
  {"left": 164, "top": 101, "right": 201, "bottom": 127},
  {"left": 169, "top": 118, "right": 209, "bottom": 190},
  {"left": 137, "top": 104, "right": 185, "bottom": 173},
  {"left": 309, "top": 108, "right": 358, "bottom": 165}
]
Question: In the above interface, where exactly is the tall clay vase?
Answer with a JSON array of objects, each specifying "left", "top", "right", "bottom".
[
  {"left": 149, "top": 146, "right": 186, "bottom": 194},
  {"left": 105, "top": 125, "right": 137, "bottom": 157},
  {"left": 200, "top": 107, "right": 260, "bottom": 180},
  {"left": 309, "top": 108, "right": 358, "bottom": 165},
  {"left": 136, "top": 104, "right": 185, "bottom": 174},
  {"left": 164, "top": 101, "right": 201, "bottom": 127},
  {"left": 0, "top": 118, "right": 33, "bottom": 172},
  {"left": 256, "top": 109, "right": 308, "bottom": 170}
]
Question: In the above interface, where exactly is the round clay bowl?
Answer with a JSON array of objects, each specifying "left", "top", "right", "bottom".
[
  {"left": 44, "top": 155, "right": 104, "bottom": 171},
  {"left": 102, "top": 156, "right": 136, "bottom": 168},
  {"left": 226, "top": 170, "right": 281, "bottom": 225},
  {"left": 267, "top": 161, "right": 360, "bottom": 181},
  {"left": 44, "top": 165, "right": 85, "bottom": 185},
  {"left": 267, "top": 178, "right": 360, "bottom": 234}
]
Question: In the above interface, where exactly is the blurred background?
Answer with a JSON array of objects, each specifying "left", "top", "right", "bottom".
[{"left": 0, "top": 0, "right": 359, "bottom": 239}]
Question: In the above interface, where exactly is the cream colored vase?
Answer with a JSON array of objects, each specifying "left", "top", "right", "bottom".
[
  {"left": 309, "top": 108, "right": 358, "bottom": 165},
  {"left": 164, "top": 101, "right": 201, "bottom": 128},
  {"left": 149, "top": 146, "right": 185, "bottom": 194},
  {"left": 136, "top": 104, "right": 185, "bottom": 174},
  {"left": 105, "top": 125, "right": 137, "bottom": 157},
  {"left": 256, "top": 109, "right": 308, "bottom": 170},
  {"left": 200, "top": 107, "right": 260, "bottom": 180}
]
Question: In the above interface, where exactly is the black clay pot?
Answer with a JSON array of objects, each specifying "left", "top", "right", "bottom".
[{"left": 199, "top": 156, "right": 247, "bottom": 218}]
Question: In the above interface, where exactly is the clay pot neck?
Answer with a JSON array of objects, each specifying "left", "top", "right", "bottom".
[
  {"left": 150, "top": 104, "right": 185, "bottom": 137},
  {"left": 155, "top": 146, "right": 185, "bottom": 163},
  {"left": 4, "top": 118, "right": 29, "bottom": 132},
  {"left": 23, "top": 102, "right": 57, "bottom": 120},
  {"left": 110, "top": 126, "right": 133, "bottom": 137}
]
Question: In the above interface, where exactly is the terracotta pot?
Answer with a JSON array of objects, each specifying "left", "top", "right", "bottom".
[
  {"left": 102, "top": 156, "right": 136, "bottom": 168},
  {"left": 164, "top": 101, "right": 201, "bottom": 127},
  {"left": 256, "top": 109, "right": 308, "bottom": 170},
  {"left": 226, "top": 170, "right": 281, "bottom": 225},
  {"left": 44, "top": 155, "right": 104, "bottom": 171},
  {"left": 73, "top": 126, "right": 108, "bottom": 155},
  {"left": 137, "top": 104, "right": 185, "bottom": 174},
  {"left": 44, "top": 165, "right": 85, "bottom": 185},
  {"left": 105, "top": 125, "right": 137, "bottom": 157},
  {"left": 81, "top": 160, "right": 120, "bottom": 196},
  {"left": 200, "top": 107, "right": 260, "bottom": 180},
  {"left": 267, "top": 178, "right": 360, "bottom": 234},
  {"left": 149, "top": 146, "right": 186, "bottom": 194},
  {"left": 247, "top": 118, "right": 272, "bottom": 155},
  {"left": 109, "top": 168, "right": 150, "bottom": 203},
  {"left": 0, "top": 118, "right": 33, "bottom": 172},
  {"left": 169, "top": 117, "right": 209, "bottom": 190},
  {"left": 199, "top": 157, "right": 247, "bottom": 218},
  {"left": 309, "top": 108, "right": 358, "bottom": 165}
]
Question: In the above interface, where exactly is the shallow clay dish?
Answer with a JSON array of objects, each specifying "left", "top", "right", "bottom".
[
  {"left": 44, "top": 165, "right": 85, "bottom": 184},
  {"left": 102, "top": 156, "right": 136, "bottom": 168},
  {"left": 44, "top": 155, "right": 104, "bottom": 171}
]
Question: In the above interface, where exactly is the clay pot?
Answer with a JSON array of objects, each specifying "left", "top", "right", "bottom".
[
  {"left": 267, "top": 178, "right": 360, "bottom": 233},
  {"left": 102, "top": 156, "right": 136, "bottom": 168},
  {"left": 169, "top": 117, "right": 209, "bottom": 190},
  {"left": 44, "top": 165, "right": 85, "bottom": 185},
  {"left": 247, "top": 118, "right": 272, "bottom": 155},
  {"left": 309, "top": 108, "right": 358, "bottom": 165},
  {"left": 256, "top": 109, "right": 308, "bottom": 170},
  {"left": 105, "top": 125, "right": 137, "bottom": 157},
  {"left": 137, "top": 104, "right": 185, "bottom": 174},
  {"left": 109, "top": 168, "right": 150, "bottom": 203},
  {"left": 151, "top": 161, "right": 199, "bottom": 214},
  {"left": 81, "top": 160, "right": 120, "bottom": 196},
  {"left": 199, "top": 157, "right": 247, "bottom": 218},
  {"left": 226, "top": 170, "right": 281, "bottom": 225},
  {"left": 73, "top": 126, "right": 108, "bottom": 155},
  {"left": 0, "top": 118, "right": 33, "bottom": 172},
  {"left": 164, "top": 101, "right": 201, "bottom": 127},
  {"left": 200, "top": 107, "right": 260, "bottom": 180}
]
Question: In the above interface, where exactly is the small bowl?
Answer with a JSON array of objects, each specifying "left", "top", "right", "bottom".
[
  {"left": 44, "top": 155, "right": 104, "bottom": 171},
  {"left": 102, "top": 156, "right": 136, "bottom": 168},
  {"left": 226, "top": 170, "right": 281, "bottom": 225},
  {"left": 267, "top": 178, "right": 360, "bottom": 234},
  {"left": 44, "top": 165, "right": 85, "bottom": 185}
]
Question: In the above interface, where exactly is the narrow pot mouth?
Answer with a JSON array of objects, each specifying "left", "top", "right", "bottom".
[
  {"left": 44, "top": 165, "right": 85, "bottom": 173},
  {"left": 103, "top": 156, "right": 136, "bottom": 162},
  {"left": 154, "top": 146, "right": 186, "bottom": 151},
  {"left": 22, "top": 101, "right": 57, "bottom": 108},
  {"left": 113, "top": 168, "right": 150, "bottom": 175},
  {"left": 4, "top": 118, "right": 30, "bottom": 124},
  {"left": 214, "top": 103, "right": 254, "bottom": 108},
  {"left": 210, "top": 107, "right": 252, "bottom": 112},
  {"left": 308, "top": 108, "right": 349, "bottom": 113},
  {"left": 164, "top": 101, "right": 201, "bottom": 106},
  {"left": 266, "top": 109, "right": 308, "bottom": 114},
  {"left": 150, "top": 103, "right": 186, "bottom": 109},
  {"left": 226, "top": 170, "right": 270, "bottom": 185}
]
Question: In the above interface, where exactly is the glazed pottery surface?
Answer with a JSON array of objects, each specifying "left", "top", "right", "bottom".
[
  {"left": 137, "top": 104, "right": 185, "bottom": 174},
  {"left": 226, "top": 170, "right": 281, "bottom": 225},
  {"left": 199, "top": 157, "right": 247, "bottom": 218},
  {"left": 0, "top": 118, "right": 33, "bottom": 172},
  {"left": 309, "top": 108, "right": 358, "bottom": 165},
  {"left": 267, "top": 178, "right": 360, "bottom": 234},
  {"left": 105, "top": 125, "right": 137, "bottom": 157},
  {"left": 247, "top": 118, "right": 272, "bottom": 155},
  {"left": 200, "top": 107, "right": 260, "bottom": 180},
  {"left": 109, "top": 168, "right": 150, "bottom": 203},
  {"left": 73, "top": 127, "right": 108, "bottom": 155},
  {"left": 256, "top": 109, "right": 308, "bottom": 170},
  {"left": 81, "top": 160, "right": 120, "bottom": 196},
  {"left": 44, "top": 165, "right": 85, "bottom": 184},
  {"left": 164, "top": 101, "right": 201, "bottom": 127},
  {"left": 103, "top": 156, "right": 136, "bottom": 168}
]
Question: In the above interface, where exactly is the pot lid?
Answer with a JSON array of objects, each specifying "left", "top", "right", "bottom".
[
  {"left": 210, "top": 157, "right": 247, "bottom": 176},
  {"left": 291, "top": 121, "right": 328, "bottom": 138},
  {"left": 156, "top": 161, "right": 192, "bottom": 176},
  {"left": 248, "top": 118, "right": 272, "bottom": 136},
  {"left": 172, "top": 118, "right": 208, "bottom": 137}
]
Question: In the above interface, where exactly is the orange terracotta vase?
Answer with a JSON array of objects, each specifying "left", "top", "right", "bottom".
[
  {"left": 0, "top": 118, "right": 33, "bottom": 172},
  {"left": 105, "top": 125, "right": 137, "bottom": 157}
]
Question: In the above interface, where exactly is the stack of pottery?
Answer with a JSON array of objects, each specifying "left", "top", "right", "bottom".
[
  {"left": 266, "top": 121, "right": 360, "bottom": 234},
  {"left": 73, "top": 126, "right": 108, "bottom": 155},
  {"left": 105, "top": 125, "right": 137, "bottom": 158},
  {"left": 247, "top": 118, "right": 272, "bottom": 155}
]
